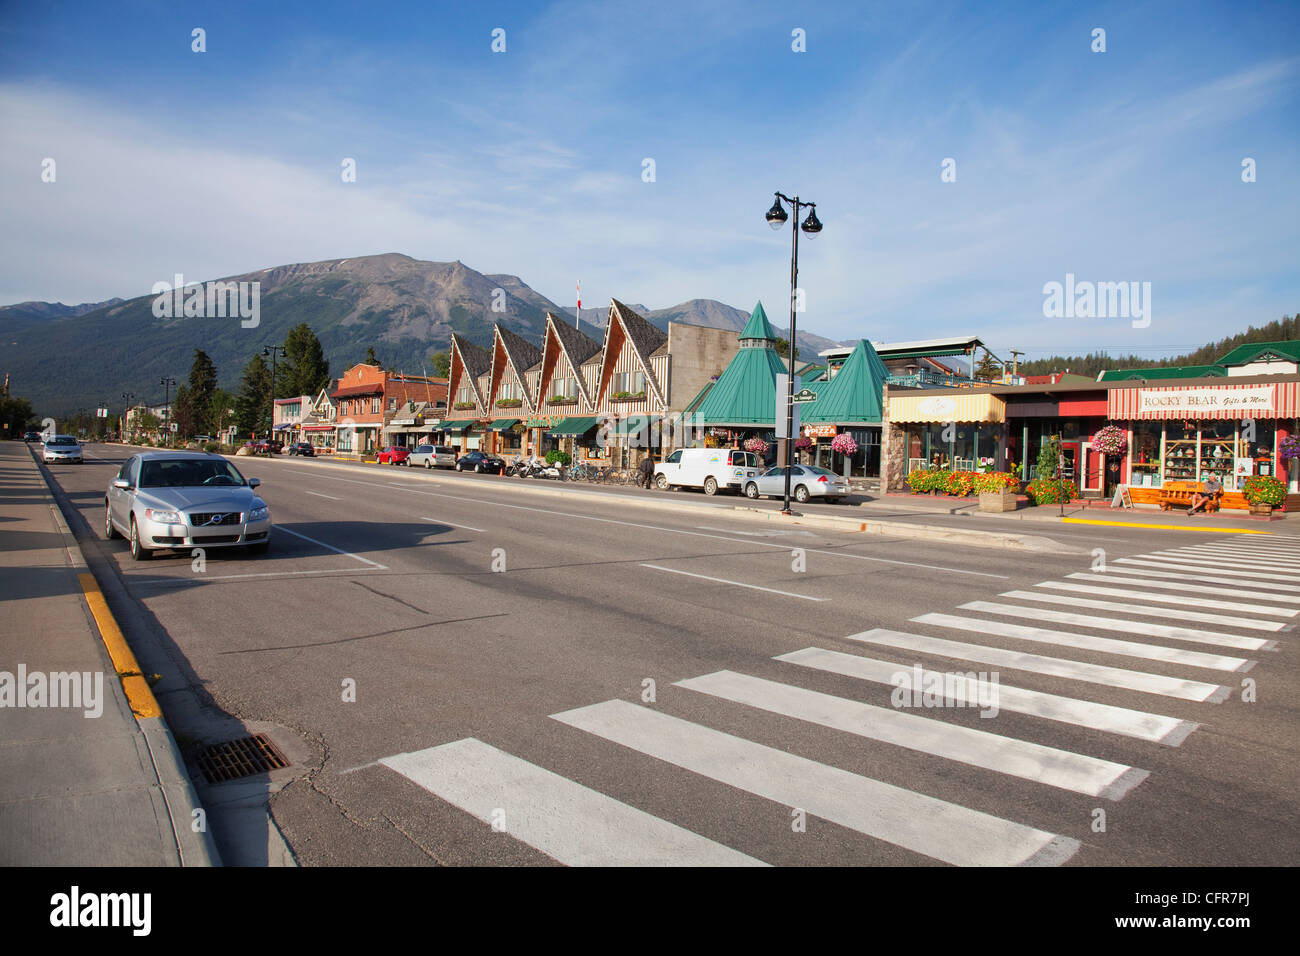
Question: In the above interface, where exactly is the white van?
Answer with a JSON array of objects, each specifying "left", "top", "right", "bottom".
[{"left": 655, "top": 448, "right": 762, "bottom": 495}]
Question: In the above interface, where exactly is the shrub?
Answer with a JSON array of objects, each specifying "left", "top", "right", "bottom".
[
  {"left": 973, "top": 471, "right": 1018, "bottom": 494},
  {"left": 203, "top": 442, "right": 221, "bottom": 453},
  {"left": 1242, "top": 474, "right": 1285, "bottom": 507},
  {"left": 1026, "top": 477, "right": 1078, "bottom": 505},
  {"left": 945, "top": 470, "right": 976, "bottom": 496},
  {"left": 545, "top": 450, "right": 572, "bottom": 467}
]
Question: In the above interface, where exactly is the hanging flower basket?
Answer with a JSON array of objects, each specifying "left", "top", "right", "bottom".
[
  {"left": 1090, "top": 424, "right": 1127, "bottom": 456},
  {"left": 744, "top": 437, "right": 769, "bottom": 455},
  {"left": 1279, "top": 435, "right": 1300, "bottom": 462},
  {"left": 793, "top": 437, "right": 813, "bottom": 451},
  {"left": 830, "top": 433, "right": 858, "bottom": 456}
]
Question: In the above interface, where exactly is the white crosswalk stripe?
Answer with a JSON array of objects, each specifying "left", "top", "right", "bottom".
[
  {"left": 1089, "top": 565, "right": 1300, "bottom": 592},
  {"left": 675, "top": 670, "right": 1150, "bottom": 798},
  {"left": 380, "top": 738, "right": 766, "bottom": 866},
  {"left": 914, "top": 612, "right": 1256, "bottom": 671},
  {"left": 1116, "top": 557, "right": 1300, "bottom": 583},
  {"left": 776, "top": 647, "right": 1198, "bottom": 745},
  {"left": 1173, "top": 544, "right": 1300, "bottom": 557},
  {"left": 1145, "top": 551, "right": 1299, "bottom": 573},
  {"left": 983, "top": 595, "right": 1279, "bottom": 646},
  {"left": 551, "top": 699, "right": 1081, "bottom": 866},
  {"left": 848, "top": 628, "right": 1231, "bottom": 702},
  {"left": 1062, "top": 572, "right": 1300, "bottom": 606},
  {"left": 1031, "top": 581, "right": 1296, "bottom": 620}
]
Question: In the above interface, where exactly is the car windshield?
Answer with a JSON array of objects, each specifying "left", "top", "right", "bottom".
[{"left": 139, "top": 458, "right": 247, "bottom": 488}]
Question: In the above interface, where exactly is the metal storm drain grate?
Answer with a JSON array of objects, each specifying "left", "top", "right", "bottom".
[{"left": 196, "top": 733, "right": 289, "bottom": 783}]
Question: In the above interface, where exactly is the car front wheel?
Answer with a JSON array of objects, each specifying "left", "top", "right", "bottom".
[
  {"left": 129, "top": 517, "right": 151, "bottom": 560},
  {"left": 744, "top": 483, "right": 759, "bottom": 499},
  {"left": 104, "top": 502, "right": 119, "bottom": 540}
]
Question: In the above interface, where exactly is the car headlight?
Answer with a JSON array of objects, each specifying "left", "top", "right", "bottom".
[
  {"left": 247, "top": 506, "right": 269, "bottom": 521},
  {"left": 144, "top": 508, "right": 182, "bottom": 524}
]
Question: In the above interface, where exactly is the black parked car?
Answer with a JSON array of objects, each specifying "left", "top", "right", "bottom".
[
  {"left": 288, "top": 442, "right": 314, "bottom": 457},
  {"left": 23, "top": 431, "right": 41, "bottom": 442},
  {"left": 454, "top": 450, "right": 506, "bottom": 474}
]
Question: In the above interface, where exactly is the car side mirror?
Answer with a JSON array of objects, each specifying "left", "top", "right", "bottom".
[
  {"left": 247, "top": 478, "right": 261, "bottom": 488},
  {"left": 112, "top": 478, "right": 130, "bottom": 489}
]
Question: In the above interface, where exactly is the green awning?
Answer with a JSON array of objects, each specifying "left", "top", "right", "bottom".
[
  {"left": 613, "top": 415, "right": 659, "bottom": 436},
  {"left": 487, "top": 419, "right": 520, "bottom": 431},
  {"left": 437, "top": 419, "right": 477, "bottom": 431},
  {"left": 547, "top": 416, "right": 599, "bottom": 436}
]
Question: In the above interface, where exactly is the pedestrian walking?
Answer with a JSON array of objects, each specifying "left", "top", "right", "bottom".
[{"left": 639, "top": 454, "right": 656, "bottom": 491}]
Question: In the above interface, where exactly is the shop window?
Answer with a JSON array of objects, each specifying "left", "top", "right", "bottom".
[
  {"left": 1130, "top": 421, "right": 1162, "bottom": 487},
  {"left": 371, "top": 398, "right": 381, "bottom": 414}
]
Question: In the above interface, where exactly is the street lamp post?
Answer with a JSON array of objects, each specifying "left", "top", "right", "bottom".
[
  {"left": 765, "top": 191, "right": 823, "bottom": 514},
  {"left": 263, "top": 346, "right": 285, "bottom": 440},
  {"left": 159, "top": 377, "right": 176, "bottom": 447},
  {"left": 121, "top": 392, "right": 134, "bottom": 442}
]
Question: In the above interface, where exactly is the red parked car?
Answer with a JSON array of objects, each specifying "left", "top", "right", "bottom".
[{"left": 377, "top": 446, "right": 412, "bottom": 465}]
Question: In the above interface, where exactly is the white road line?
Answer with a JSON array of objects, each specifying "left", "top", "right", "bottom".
[
  {"left": 1062, "top": 573, "right": 1300, "bottom": 606},
  {"left": 1174, "top": 544, "right": 1300, "bottom": 556},
  {"left": 304, "top": 491, "right": 342, "bottom": 501},
  {"left": 1145, "top": 551, "right": 1299, "bottom": 573},
  {"left": 551, "top": 699, "right": 1079, "bottom": 867},
  {"left": 676, "top": 670, "right": 1149, "bottom": 799},
  {"left": 274, "top": 526, "right": 388, "bottom": 569},
  {"left": 847, "top": 629, "right": 1231, "bottom": 702},
  {"left": 1091, "top": 565, "right": 1300, "bottom": 593},
  {"left": 1028, "top": 583, "right": 1294, "bottom": 624},
  {"left": 982, "top": 596, "right": 1277, "bottom": 647},
  {"left": 695, "top": 526, "right": 814, "bottom": 537},
  {"left": 283, "top": 469, "right": 1010, "bottom": 578},
  {"left": 641, "top": 564, "right": 825, "bottom": 601},
  {"left": 133, "top": 567, "right": 386, "bottom": 586},
  {"left": 1116, "top": 558, "right": 1300, "bottom": 583},
  {"left": 776, "top": 647, "right": 1198, "bottom": 745},
  {"left": 380, "top": 738, "right": 765, "bottom": 866},
  {"left": 421, "top": 516, "right": 485, "bottom": 533},
  {"left": 916, "top": 612, "right": 1254, "bottom": 672}
]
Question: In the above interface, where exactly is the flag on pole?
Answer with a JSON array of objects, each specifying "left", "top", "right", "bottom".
[{"left": 576, "top": 280, "right": 581, "bottom": 327}]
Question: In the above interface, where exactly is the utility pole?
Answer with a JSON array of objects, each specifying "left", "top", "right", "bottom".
[
  {"left": 159, "top": 377, "right": 176, "bottom": 447},
  {"left": 1009, "top": 350, "right": 1023, "bottom": 377}
]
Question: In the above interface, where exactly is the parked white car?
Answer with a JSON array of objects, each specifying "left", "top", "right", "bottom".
[
  {"left": 407, "top": 444, "right": 458, "bottom": 469},
  {"left": 43, "top": 435, "right": 84, "bottom": 464},
  {"left": 655, "top": 448, "right": 762, "bottom": 495},
  {"left": 744, "top": 465, "right": 851, "bottom": 503}
]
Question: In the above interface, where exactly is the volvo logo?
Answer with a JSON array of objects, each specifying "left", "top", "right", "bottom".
[{"left": 203, "top": 513, "right": 228, "bottom": 527}]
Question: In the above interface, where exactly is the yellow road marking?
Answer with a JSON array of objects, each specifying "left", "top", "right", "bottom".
[
  {"left": 78, "top": 572, "right": 162, "bottom": 718},
  {"left": 1061, "top": 518, "right": 1270, "bottom": 534}
]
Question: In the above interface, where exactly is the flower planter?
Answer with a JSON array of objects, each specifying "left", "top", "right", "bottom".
[
  {"left": 979, "top": 489, "right": 1018, "bottom": 513},
  {"left": 1249, "top": 503, "right": 1273, "bottom": 517}
]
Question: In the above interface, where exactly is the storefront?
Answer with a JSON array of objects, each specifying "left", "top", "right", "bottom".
[
  {"left": 888, "top": 391, "right": 1008, "bottom": 475},
  {"left": 1108, "top": 380, "right": 1299, "bottom": 492}
]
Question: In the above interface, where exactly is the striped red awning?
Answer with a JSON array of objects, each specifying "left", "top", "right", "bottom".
[{"left": 1108, "top": 381, "right": 1300, "bottom": 420}]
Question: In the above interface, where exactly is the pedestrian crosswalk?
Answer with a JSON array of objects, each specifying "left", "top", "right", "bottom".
[{"left": 376, "top": 533, "right": 1292, "bottom": 866}]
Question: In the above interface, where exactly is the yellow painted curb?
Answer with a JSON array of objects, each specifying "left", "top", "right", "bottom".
[
  {"left": 77, "top": 573, "right": 162, "bottom": 718},
  {"left": 1061, "top": 518, "right": 1271, "bottom": 534}
]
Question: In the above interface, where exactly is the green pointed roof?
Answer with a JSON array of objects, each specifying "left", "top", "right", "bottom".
[
  {"left": 691, "top": 337, "right": 788, "bottom": 426},
  {"left": 739, "top": 302, "right": 778, "bottom": 342},
  {"left": 802, "top": 340, "right": 888, "bottom": 425}
]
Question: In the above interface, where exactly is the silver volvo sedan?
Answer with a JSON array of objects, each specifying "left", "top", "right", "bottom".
[{"left": 104, "top": 452, "right": 271, "bottom": 560}]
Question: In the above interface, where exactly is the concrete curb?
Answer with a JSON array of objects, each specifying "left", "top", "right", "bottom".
[
  {"left": 258, "top": 452, "right": 1081, "bottom": 553},
  {"left": 25, "top": 445, "right": 222, "bottom": 866}
]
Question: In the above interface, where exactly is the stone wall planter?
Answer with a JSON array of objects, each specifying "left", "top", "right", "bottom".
[{"left": 979, "top": 489, "right": 1018, "bottom": 513}]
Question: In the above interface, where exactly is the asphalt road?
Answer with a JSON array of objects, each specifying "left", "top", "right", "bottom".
[{"left": 35, "top": 443, "right": 1300, "bottom": 866}]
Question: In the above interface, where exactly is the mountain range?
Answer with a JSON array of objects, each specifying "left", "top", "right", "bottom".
[{"left": 1, "top": 253, "right": 842, "bottom": 415}]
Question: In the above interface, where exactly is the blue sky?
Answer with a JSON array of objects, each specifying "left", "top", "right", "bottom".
[{"left": 1, "top": 0, "right": 1296, "bottom": 361}]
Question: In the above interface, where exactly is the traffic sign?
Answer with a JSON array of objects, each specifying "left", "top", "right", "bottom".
[
  {"left": 170, "top": 422, "right": 179, "bottom": 432},
  {"left": 790, "top": 388, "right": 818, "bottom": 404}
]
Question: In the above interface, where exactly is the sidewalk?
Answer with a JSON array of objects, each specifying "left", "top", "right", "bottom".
[
  {"left": 0, "top": 441, "right": 218, "bottom": 865},
  {"left": 865, "top": 490, "right": 1296, "bottom": 532}
]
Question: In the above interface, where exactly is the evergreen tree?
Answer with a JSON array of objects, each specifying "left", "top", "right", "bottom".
[
  {"left": 235, "top": 354, "right": 272, "bottom": 436},
  {"left": 171, "top": 384, "right": 196, "bottom": 438},
  {"left": 364, "top": 346, "right": 378, "bottom": 366},
  {"left": 282, "top": 324, "right": 330, "bottom": 398},
  {"left": 187, "top": 349, "right": 218, "bottom": 434},
  {"left": 773, "top": 338, "right": 799, "bottom": 362},
  {"left": 974, "top": 353, "right": 1001, "bottom": 381},
  {"left": 428, "top": 351, "right": 451, "bottom": 378}
]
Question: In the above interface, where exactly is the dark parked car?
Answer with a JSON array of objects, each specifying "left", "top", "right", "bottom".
[
  {"left": 288, "top": 442, "right": 314, "bottom": 457},
  {"left": 455, "top": 450, "right": 505, "bottom": 474},
  {"left": 23, "top": 431, "right": 41, "bottom": 442}
]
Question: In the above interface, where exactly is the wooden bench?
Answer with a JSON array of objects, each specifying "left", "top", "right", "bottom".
[{"left": 1158, "top": 480, "right": 1219, "bottom": 513}]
